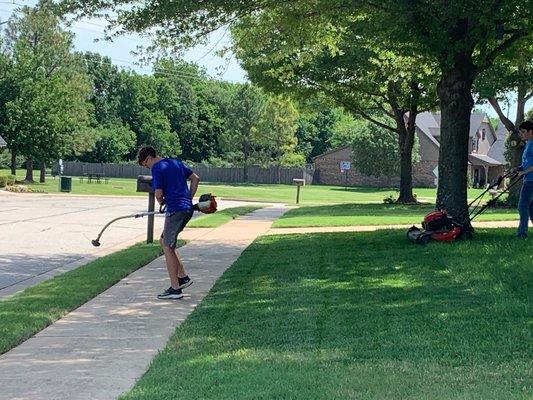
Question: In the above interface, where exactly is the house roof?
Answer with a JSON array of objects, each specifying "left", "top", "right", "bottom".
[
  {"left": 415, "top": 112, "right": 440, "bottom": 137},
  {"left": 469, "top": 113, "right": 489, "bottom": 138},
  {"left": 468, "top": 153, "right": 503, "bottom": 166},
  {"left": 487, "top": 121, "right": 508, "bottom": 164},
  {"left": 413, "top": 112, "right": 441, "bottom": 149},
  {"left": 312, "top": 145, "right": 352, "bottom": 160},
  {"left": 0, "top": 135, "right": 6, "bottom": 147},
  {"left": 416, "top": 112, "right": 494, "bottom": 138}
]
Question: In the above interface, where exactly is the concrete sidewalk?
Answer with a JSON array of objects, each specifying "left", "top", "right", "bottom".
[
  {"left": 266, "top": 220, "right": 521, "bottom": 235},
  {"left": 0, "top": 206, "right": 288, "bottom": 400}
]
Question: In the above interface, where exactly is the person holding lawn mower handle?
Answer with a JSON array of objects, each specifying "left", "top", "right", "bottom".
[
  {"left": 138, "top": 146, "right": 200, "bottom": 299},
  {"left": 514, "top": 120, "right": 533, "bottom": 238}
]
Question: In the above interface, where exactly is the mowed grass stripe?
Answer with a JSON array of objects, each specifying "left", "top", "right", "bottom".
[
  {"left": 188, "top": 206, "right": 264, "bottom": 228},
  {"left": 273, "top": 203, "right": 518, "bottom": 228}
]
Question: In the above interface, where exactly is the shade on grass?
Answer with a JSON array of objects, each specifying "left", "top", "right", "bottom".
[
  {"left": 188, "top": 206, "right": 264, "bottom": 228},
  {"left": 0, "top": 241, "right": 179, "bottom": 355},
  {"left": 273, "top": 203, "right": 518, "bottom": 228},
  {"left": 3, "top": 168, "right": 490, "bottom": 204},
  {"left": 121, "top": 230, "right": 531, "bottom": 400}
]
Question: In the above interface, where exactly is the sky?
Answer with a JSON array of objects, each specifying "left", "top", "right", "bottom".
[
  {"left": 0, "top": 0, "right": 248, "bottom": 83},
  {"left": 0, "top": 0, "right": 530, "bottom": 119}
]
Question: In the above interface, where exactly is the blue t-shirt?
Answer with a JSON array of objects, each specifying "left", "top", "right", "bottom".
[
  {"left": 151, "top": 158, "right": 193, "bottom": 213},
  {"left": 521, "top": 140, "right": 533, "bottom": 182}
]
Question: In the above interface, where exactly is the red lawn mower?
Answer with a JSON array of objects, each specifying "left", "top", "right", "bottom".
[{"left": 407, "top": 170, "right": 523, "bottom": 245}]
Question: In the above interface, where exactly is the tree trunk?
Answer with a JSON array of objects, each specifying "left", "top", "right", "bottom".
[
  {"left": 243, "top": 138, "right": 250, "bottom": 182},
  {"left": 398, "top": 148, "right": 416, "bottom": 203},
  {"left": 487, "top": 85, "right": 527, "bottom": 206},
  {"left": 40, "top": 161, "right": 46, "bottom": 183},
  {"left": 10, "top": 150, "right": 16, "bottom": 176},
  {"left": 436, "top": 64, "right": 475, "bottom": 224},
  {"left": 395, "top": 114, "right": 417, "bottom": 204},
  {"left": 25, "top": 159, "right": 34, "bottom": 182},
  {"left": 390, "top": 82, "right": 419, "bottom": 204},
  {"left": 507, "top": 86, "right": 527, "bottom": 204}
]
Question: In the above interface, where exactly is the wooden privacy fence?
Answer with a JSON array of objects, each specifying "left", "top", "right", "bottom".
[{"left": 62, "top": 162, "right": 316, "bottom": 185}]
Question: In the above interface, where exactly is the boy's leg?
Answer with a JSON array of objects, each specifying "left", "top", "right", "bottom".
[
  {"left": 175, "top": 249, "right": 187, "bottom": 278},
  {"left": 161, "top": 209, "right": 194, "bottom": 286},
  {"left": 160, "top": 237, "right": 180, "bottom": 289},
  {"left": 529, "top": 195, "right": 533, "bottom": 224},
  {"left": 517, "top": 181, "right": 533, "bottom": 236}
]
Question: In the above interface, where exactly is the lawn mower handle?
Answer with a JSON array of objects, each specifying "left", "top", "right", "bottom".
[{"left": 448, "top": 169, "right": 522, "bottom": 225}]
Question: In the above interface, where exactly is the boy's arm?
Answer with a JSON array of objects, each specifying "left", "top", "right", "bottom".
[
  {"left": 155, "top": 189, "right": 164, "bottom": 205},
  {"left": 152, "top": 167, "right": 164, "bottom": 205},
  {"left": 188, "top": 173, "right": 200, "bottom": 199},
  {"left": 518, "top": 165, "right": 533, "bottom": 176},
  {"left": 517, "top": 146, "right": 533, "bottom": 175}
]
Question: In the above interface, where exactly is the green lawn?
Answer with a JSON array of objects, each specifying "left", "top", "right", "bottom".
[
  {"left": 0, "top": 241, "right": 179, "bottom": 355},
  {"left": 188, "top": 206, "right": 264, "bottom": 228},
  {"left": 120, "top": 230, "right": 531, "bottom": 399},
  {"left": 273, "top": 203, "right": 518, "bottom": 228},
  {"left": 1, "top": 168, "right": 146, "bottom": 196},
  {"left": 2, "top": 168, "right": 491, "bottom": 205}
]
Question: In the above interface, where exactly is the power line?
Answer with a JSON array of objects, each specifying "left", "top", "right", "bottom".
[
  {"left": 194, "top": 26, "right": 228, "bottom": 63},
  {"left": 106, "top": 57, "right": 212, "bottom": 82}
]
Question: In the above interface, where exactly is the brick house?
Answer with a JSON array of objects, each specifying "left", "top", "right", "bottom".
[{"left": 313, "top": 112, "right": 506, "bottom": 188}]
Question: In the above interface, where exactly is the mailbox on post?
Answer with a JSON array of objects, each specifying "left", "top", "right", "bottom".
[
  {"left": 137, "top": 175, "right": 155, "bottom": 243},
  {"left": 293, "top": 178, "right": 305, "bottom": 204}
]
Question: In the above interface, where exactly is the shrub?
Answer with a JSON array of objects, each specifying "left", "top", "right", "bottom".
[
  {"left": 383, "top": 194, "right": 397, "bottom": 204},
  {"left": 4, "top": 184, "right": 46, "bottom": 193},
  {"left": 0, "top": 176, "right": 7, "bottom": 188},
  {"left": 7, "top": 175, "right": 16, "bottom": 185}
]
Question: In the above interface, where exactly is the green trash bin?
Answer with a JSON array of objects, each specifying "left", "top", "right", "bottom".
[{"left": 60, "top": 176, "right": 72, "bottom": 192}]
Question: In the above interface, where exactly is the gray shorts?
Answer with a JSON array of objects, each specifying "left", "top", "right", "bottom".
[{"left": 161, "top": 209, "right": 193, "bottom": 248}]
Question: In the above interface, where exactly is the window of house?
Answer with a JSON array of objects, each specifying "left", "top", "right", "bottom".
[
  {"left": 471, "top": 138, "right": 477, "bottom": 152},
  {"left": 482, "top": 129, "right": 486, "bottom": 140}
]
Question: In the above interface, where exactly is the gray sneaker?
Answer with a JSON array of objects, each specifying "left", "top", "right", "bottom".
[
  {"left": 157, "top": 287, "right": 184, "bottom": 300},
  {"left": 177, "top": 276, "right": 193, "bottom": 290}
]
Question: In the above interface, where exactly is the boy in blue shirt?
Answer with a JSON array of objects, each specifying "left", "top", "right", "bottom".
[
  {"left": 138, "top": 146, "right": 200, "bottom": 299},
  {"left": 516, "top": 120, "right": 533, "bottom": 238}
]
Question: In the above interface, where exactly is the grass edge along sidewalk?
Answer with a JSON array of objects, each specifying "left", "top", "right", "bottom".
[
  {"left": 272, "top": 203, "right": 518, "bottom": 228},
  {"left": 0, "top": 241, "right": 183, "bottom": 356},
  {"left": 121, "top": 229, "right": 531, "bottom": 400},
  {"left": 188, "top": 205, "right": 264, "bottom": 228}
]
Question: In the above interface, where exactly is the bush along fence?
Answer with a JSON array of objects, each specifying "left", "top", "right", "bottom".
[
  {"left": 0, "top": 174, "right": 16, "bottom": 187},
  {"left": 61, "top": 162, "right": 316, "bottom": 185}
]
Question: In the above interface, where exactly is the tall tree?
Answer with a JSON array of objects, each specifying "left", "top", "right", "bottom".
[
  {"left": 0, "top": 39, "right": 17, "bottom": 174},
  {"left": 255, "top": 95, "right": 303, "bottom": 167},
  {"left": 295, "top": 102, "right": 345, "bottom": 162},
  {"left": 231, "top": 15, "right": 437, "bottom": 203},
  {"left": 83, "top": 52, "right": 123, "bottom": 126},
  {"left": 351, "top": 121, "right": 420, "bottom": 179},
  {"left": 61, "top": 0, "right": 532, "bottom": 218},
  {"left": 153, "top": 59, "right": 200, "bottom": 160},
  {"left": 475, "top": 41, "right": 533, "bottom": 204},
  {"left": 84, "top": 124, "right": 136, "bottom": 163},
  {"left": 118, "top": 72, "right": 179, "bottom": 157},
  {"left": 1, "top": 3, "right": 91, "bottom": 182},
  {"left": 224, "top": 83, "right": 265, "bottom": 180}
]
